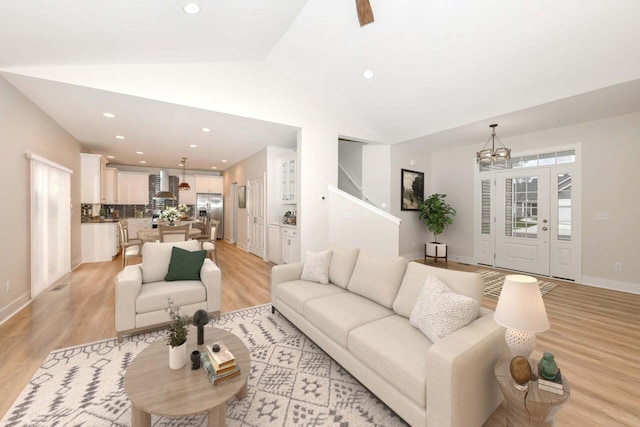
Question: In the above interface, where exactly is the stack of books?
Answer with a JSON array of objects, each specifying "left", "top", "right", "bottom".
[
  {"left": 537, "top": 366, "right": 564, "bottom": 395},
  {"left": 200, "top": 341, "right": 240, "bottom": 385}
]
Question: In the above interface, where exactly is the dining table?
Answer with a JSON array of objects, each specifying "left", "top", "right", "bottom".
[{"left": 136, "top": 228, "right": 202, "bottom": 242}]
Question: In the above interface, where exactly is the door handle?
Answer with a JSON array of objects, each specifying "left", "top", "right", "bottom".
[{"left": 542, "top": 226, "right": 548, "bottom": 231}]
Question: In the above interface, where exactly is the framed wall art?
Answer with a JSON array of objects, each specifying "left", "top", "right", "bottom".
[
  {"left": 401, "top": 169, "right": 424, "bottom": 211},
  {"left": 238, "top": 185, "right": 246, "bottom": 208}
]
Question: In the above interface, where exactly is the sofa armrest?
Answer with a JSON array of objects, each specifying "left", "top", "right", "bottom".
[
  {"left": 115, "top": 265, "right": 143, "bottom": 332},
  {"left": 201, "top": 258, "right": 221, "bottom": 313},
  {"left": 271, "top": 262, "right": 304, "bottom": 286},
  {"left": 426, "top": 311, "right": 508, "bottom": 427}
]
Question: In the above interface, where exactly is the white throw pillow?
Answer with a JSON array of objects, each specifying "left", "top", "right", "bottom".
[
  {"left": 301, "top": 250, "right": 333, "bottom": 284},
  {"left": 409, "top": 275, "right": 480, "bottom": 343}
]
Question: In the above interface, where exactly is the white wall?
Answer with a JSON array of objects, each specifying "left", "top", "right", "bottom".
[
  {"left": 362, "top": 144, "right": 391, "bottom": 211},
  {"left": 429, "top": 112, "right": 640, "bottom": 292},
  {"left": 0, "top": 76, "right": 85, "bottom": 323},
  {"left": 338, "top": 139, "right": 363, "bottom": 199},
  {"left": 222, "top": 148, "right": 267, "bottom": 251},
  {"left": 328, "top": 186, "right": 400, "bottom": 257},
  {"left": 390, "top": 145, "right": 432, "bottom": 259}
]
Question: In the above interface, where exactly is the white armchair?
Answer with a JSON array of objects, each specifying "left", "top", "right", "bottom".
[{"left": 115, "top": 240, "right": 221, "bottom": 342}]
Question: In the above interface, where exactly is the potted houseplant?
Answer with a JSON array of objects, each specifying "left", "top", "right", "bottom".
[
  {"left": 167, "top": 299, "right": 188, "bottom": 369},
  {"left": 418, "top": 193, "right": 456, "bottom": 259}
]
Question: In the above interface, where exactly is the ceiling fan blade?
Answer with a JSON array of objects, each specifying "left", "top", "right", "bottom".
[{"left": 356, "top": 0, "right": 374, "bottom": 27}]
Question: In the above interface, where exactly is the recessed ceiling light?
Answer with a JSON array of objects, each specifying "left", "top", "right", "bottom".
[
  {"left": 107, "top": 155, "right": 115, "bottom": 159},
  {"left": 103, "top": 112, "right": 116, "bottom": 118},
  {"left": 221, "top": 159, "right": 228, "bottom": 163},
  {"left": 115, "top": 135, "right": 125, "bottom": 140},
  {"left": 202, "top": 127, "right": 211, "bottom": 132},
  {"left": 183, "top": 3, "right": 200, "bottom": 15},
  {"left": 136, "top": 151, "right": 144, "bottom": 155},
  {"left": 190, "top": 144, "right": 197, "bottom": 148},
  {"left": 363, "top": 70, "right": 375, "bottom": 79},
  {"left": 211, "top": 166, "right": 218, "bottom": 169},
  {"left": 139, "top": 160, "right": 147, "bottom": 164}
]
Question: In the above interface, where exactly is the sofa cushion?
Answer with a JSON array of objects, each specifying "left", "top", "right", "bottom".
[
  {"left": 349, "top": 315, "right": 432, "bottom": 408},
  {"left": 165, "top": 246, "right": 207, "bottom": 281},
  {"left": 347, "top": 250, "right": 408, "bottom": 308},
  {"left": 409, "top": 275, "right": 480, "bottom": 343},
  {"left": 275, "top": 280, "right": 346, "bottom": 315},
  {"left": 141, "top": 240, "right": 201, "bottom": 284},
  {"left": 304, "top": 293, "right": 393, "bottom": 348},
  {"left": 393, "top": 262, "right": 485, "bottom": 318},
  {"left": 301, "top": 249, "right": 332, "bottom": 284},
  {"left": 136, "top": 280, "right": 206, "bottom": 314},
  {"left": 328, "top": 245, "right": 360, "bottom": 288}
]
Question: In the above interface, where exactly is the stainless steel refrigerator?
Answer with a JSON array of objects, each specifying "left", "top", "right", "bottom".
[{"left": 196, "top": 193, "right": 224, "bottom": 239}]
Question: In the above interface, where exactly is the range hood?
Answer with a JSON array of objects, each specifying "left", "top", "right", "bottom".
[{"left": 154, "top": 169, "right": 176, "bottom": 200}]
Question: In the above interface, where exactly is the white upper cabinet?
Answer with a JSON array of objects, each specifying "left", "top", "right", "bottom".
[
  {"left": 81, "top": 153, "right": 108, "bottom": 204},
  {"left": 178, "top": 175, "right": 196, "bottom": 205},
  {"left": 105, "top": 167, "right": 119, "bottom": 204},
  {"left": 281, "top": 153, "right": 296, "bottom": 204},
  {"left": 194, "top": 175, "right": 223, "bottom": 194},
  {"left": 118, "top": 172, "right": 150, "bottom": 205}
]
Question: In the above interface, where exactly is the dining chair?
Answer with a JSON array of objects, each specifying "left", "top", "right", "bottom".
[
  {"left": 117, "top": 219, "right": 143, "bottom": 268},
  {"left": 196, "top": 218, "right": 219, "bottom": 265},
  {"left": 158, "top": 224, "right": 190, "bottom": 242}
]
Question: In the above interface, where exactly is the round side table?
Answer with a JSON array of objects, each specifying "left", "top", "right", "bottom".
[{"left": 494, "top": 358, "right": 570, "bottom": 427}]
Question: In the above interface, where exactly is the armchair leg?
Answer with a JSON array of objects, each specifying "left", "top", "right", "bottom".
[{"left": 271, "top": 305, "right": 276, "bottom": 314}]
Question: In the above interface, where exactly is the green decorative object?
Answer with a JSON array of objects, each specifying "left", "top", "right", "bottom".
[
  {"left": 418, "top": 193, "right": 456, "bottom": 243},
  {"left": 539, "top": 352, "right": 559, "bottom": 380}
]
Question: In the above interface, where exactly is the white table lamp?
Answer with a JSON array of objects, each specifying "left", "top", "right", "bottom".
[{"left": 494, "top": 274, "right": 550, "bottom": 358}]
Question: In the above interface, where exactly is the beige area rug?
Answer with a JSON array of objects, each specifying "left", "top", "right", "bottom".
[{"left": 477, "top": 269, "right": 559, "bottom": 299}]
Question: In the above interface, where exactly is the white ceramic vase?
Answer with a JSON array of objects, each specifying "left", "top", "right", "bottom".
[{"left": 169, "top": 342, "right": 187, "bottom": 370}]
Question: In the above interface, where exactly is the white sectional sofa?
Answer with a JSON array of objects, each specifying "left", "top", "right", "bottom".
[
  {"left": 271, "top": 246, "right": 507, "bottom": 427},
  {"left": 115, "top": 240, "right": 221, "bottom": 342}
]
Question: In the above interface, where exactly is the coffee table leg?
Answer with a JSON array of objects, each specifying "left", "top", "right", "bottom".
[
  {"left": 131, "top": 404, "right": 151, "bottom": 427},
  {"left": 236, "top": 378, "right": 248, "bottom": 400},
  {"left": 208, "top": 404, "right": 226, "bottom": 427}
]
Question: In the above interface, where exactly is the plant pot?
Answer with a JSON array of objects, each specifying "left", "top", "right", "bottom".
[
  {"left": 426, "top": 242, "right": 447, "bottom": 258},
  {"left": 169, "top": 342, "right": 187, "bottom": 370}
]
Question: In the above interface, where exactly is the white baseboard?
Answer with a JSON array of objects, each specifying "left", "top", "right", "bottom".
[
  {"left": 0, "top": 292, "right": 32, "bottom": 326},
  {"left": 448, "top": 254, "right": 475, "bottom": 265},
  {"left": 580, "top": 275, "right": 640, "bottom": 295}
]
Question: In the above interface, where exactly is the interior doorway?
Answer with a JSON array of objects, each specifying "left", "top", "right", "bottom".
[
  {"left": 229, "top": 182, "right": 237, "bottom": 244},
  {"left": 247, "top": 175, "right": 265, "bottom": 259}
]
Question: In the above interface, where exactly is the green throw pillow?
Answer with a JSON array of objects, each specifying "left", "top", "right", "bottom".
[{"left": 164, "top": 247, "right": 207, "bottom": 281}]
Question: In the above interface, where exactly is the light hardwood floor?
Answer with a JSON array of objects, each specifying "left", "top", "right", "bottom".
[{"left": 0, "top": 242, "right": 638, "bottom": 426}]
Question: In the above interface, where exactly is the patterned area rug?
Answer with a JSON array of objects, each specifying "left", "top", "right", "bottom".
[
  {"left": 2, "top": 305, "right": 407, "bottom": 427},
  {"left": 477, "top": 269, "right": 559, "bottom": 299}
]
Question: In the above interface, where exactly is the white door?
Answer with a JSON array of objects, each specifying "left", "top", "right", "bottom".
[
  {"left": 247, "top": 175, "right": 265, "bottom": 258},
  {"left": 496, "top": 169, "right": 550, "bottom": 275},
  {"left": 229, "top": 183, "right": 237, "bottom": 244}
]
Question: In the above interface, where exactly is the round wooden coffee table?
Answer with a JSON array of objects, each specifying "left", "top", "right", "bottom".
[{"left": 124, "top": 327, "right": 250, "bottom": 427}]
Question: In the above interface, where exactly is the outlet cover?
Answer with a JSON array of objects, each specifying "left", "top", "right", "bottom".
[{"left": 614, "top": 262, "right": 623, "bottom": 272}]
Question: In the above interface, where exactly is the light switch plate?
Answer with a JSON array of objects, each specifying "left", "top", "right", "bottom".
[{"left": 594, "top": 212, "right": 609, "bottom": 221}]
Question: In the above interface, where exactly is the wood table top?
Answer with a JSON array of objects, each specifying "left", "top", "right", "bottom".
[{"left": 124, "top": 327, "right": 250, "bottom": 417}]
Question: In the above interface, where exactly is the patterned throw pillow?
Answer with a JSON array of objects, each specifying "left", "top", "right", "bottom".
[
  {"left": 301, "top": 250, "right": 333, "bottom": 284},
  {"left": 409, "top": 275, "right": 480, "bottom": 343}
]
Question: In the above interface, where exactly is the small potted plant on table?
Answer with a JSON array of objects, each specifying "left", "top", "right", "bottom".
[
  {"left": 418, "top": 193, "right": 456, "bottom": 261},
  {"left": 167, "top": 299, "right": 188, "bottom": 369}
]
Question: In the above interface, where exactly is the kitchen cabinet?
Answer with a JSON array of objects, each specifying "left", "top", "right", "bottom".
[
  {"left": 268, "top": 224, "right": 282, "bottom": 264},
  {"left": 126, "top": 218, "right": 153, "bottom": 240},
  {"left": 81, "top": 222, "right": 119, "bottom": 263},
  {"left": 281, "top": 226, "right": 298, "bottom": 264},
  {"left": 281, "top": 153, "right": 296, "bottom": 204},
  {"left": 118, "top": 172, "right": 150, "bottom": 205},
  {"left": 178, "top": 175, "right": 196, "bottom": 205},
  {"left": 105, "top": 167, "right": 119, "bottom": 204},
  {"left": 194, "top": 175, "right": 223, "bottom": 194},
  {"left": 81, "top": 153, "right": 108, "bottom": 203}
]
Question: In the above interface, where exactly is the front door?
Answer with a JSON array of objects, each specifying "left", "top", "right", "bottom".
[
  {"left": 495, "top": 169, "right": 550, "bottom": 275},
  {"left": 247, "top": 175, "right": 265, "bottom": 258}
]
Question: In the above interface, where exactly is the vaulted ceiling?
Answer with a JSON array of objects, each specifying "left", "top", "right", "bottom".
[{"left": 1, "top": 0, "right": 640, "bottom": 169}]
